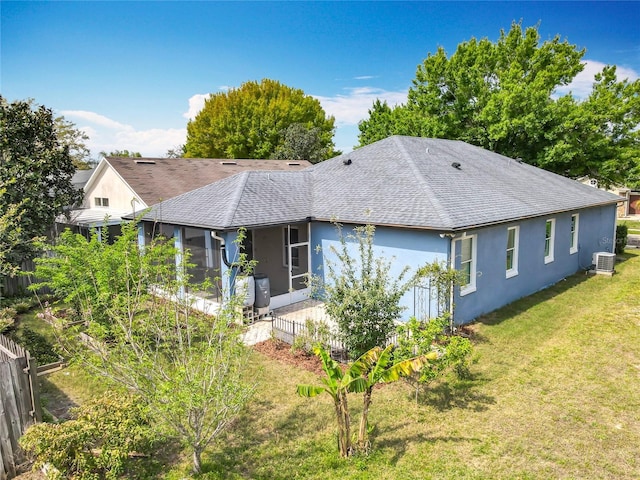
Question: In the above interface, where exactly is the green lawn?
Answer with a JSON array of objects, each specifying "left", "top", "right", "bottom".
[
  {"left": 33, "top": 253, "right": 640, "bottom": 479},
  {"left": 618, "top": 219, "right": 640, "bottom": 233},
  {"left": 166, "top": 252, "right": 640, "bottom": 479}
]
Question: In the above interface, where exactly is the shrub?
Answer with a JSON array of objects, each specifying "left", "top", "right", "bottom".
[
  {"left": 0, "top": 307, "right": 17, "bottom": 333},
  {"left": 291, "top": 319, "right": 333, "bottom": 353},
  {"left": 20, "top": 392, "right": 158, "bottom": 479},
  {"left": 17, "top": 327, "right": 60, "bottom": 364},
  {"left": 616, "top": 224, "right": 628, "bottom": 254}
]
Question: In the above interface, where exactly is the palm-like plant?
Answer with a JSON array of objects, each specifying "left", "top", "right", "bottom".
[
  {"left": 297, "top": 344, "right": 434, "bottom": 456},
  {"left": 348, "top": 345, "right": 436, "bottom": 451},
  {"left": 296, "top": 345, "right": 364, "bottom": 457}
]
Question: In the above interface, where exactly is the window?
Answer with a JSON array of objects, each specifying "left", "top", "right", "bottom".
[
  {"left": 544, "top": 219, "right": 555, "bottom": 264},
  {"left": 94, "top": 197, "right": 109, "bottom": 207},
  {"left": 457, "top": 235, "right": 476, "bottom": 295},
  {"left": 570, "top": 214, "right": 579, "bottom": 254},
  {"left": 506, "top": 226, "right": 519, "bottom": 278},
  {"left": 283, "top": 227, "right": 300, "bottom": 268}
]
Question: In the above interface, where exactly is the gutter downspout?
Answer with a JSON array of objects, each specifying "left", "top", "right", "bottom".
[{"left": 211, "top": 231, "right": 232, "bottom": 268}]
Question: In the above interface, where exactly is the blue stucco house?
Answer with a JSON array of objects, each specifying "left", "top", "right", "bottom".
[{"left": 134, "top": 136, "right": 622, "bottom": 325}]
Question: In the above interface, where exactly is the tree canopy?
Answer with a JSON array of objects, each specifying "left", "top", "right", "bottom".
[
  {"left": 272, "top": 123, "right": 339, "bottom": 163},
  {"left": 0, "top": 96, "right": 82, "bottom": 271},
  {"left": 358, "top": 22, "right": 640, "bottom": 187},
  {"left": 100, "top": 149, "right": 142, "bottom": 158},
  {"left": 54, "top": 116, "right": 93, "bottom": 169},
  {"left": 185, "top": 79, "right": 337, "bottom": 160}
]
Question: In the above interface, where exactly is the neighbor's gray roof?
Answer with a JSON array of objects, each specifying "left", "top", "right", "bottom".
[
  {"left": 71, "top": 168, "right": 94, "bottom": 191},
  {"left": 138, "top": 136, "right": 623, "bottom": 231},
  {"left": 106, "top": 157, "right": 311, "bottom": 206}
]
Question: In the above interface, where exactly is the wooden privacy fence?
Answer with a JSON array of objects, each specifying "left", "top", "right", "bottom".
[
  {"left": 0, "top": 335, "right": 42, "bottom": 480},
  {"left": 1, "top": 258, "right": 53, "bottom": 298}
]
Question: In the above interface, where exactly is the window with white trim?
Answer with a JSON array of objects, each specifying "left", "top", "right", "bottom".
[
  {"left": 570, "top": 214, "right": 579, "bottom": 254},
  {"left": 94, "top": 197, "right": 109, "bottom": 207},
  {"left": 506, "top": 226, "right": 519, "bottom": 278},
  {"left": 544, "top": 219, "right": 555, "bottom": 264},
  {"left": 458, "top": 235, "right": 477, "bottom": 295}
]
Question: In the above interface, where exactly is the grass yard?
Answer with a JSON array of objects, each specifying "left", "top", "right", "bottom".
[
  {"left": 618, "top": 218, "right": 640, "bottom": 233},
  {"left": 24, "top": 252, "right": 640, "bottom": 479},
  {"left": 165, "top": 252, "right": 640, "bottom": 479}
]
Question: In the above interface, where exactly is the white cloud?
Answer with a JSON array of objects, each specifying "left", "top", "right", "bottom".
[
  {"left": 60, "top": 110, "right": 132, "bottom": 131},
  {"left": 59, "top": 87, "right": 409, "bottom": 160},
  {"left": 314, "top": 87, "right": 408, "bottom": 126},
  {"left": 183, "top": 94, "right": 210, "bottom": 120},
  {"left": 354, "top": 75, "right": 377, "bottom": 80},
  {"left": 61, "top": 110, "right": 186, "bottom": 158},
  {"left": 555, "top": 59, "right": 639, "bottom": 99}
]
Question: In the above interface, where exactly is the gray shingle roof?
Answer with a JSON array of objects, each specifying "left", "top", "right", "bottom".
[
  {"left": 138, "top": 136, "right": 623, "bottom": 231},
  {"left": 138, "top": 171, "right": 312, "bottom": 230}
]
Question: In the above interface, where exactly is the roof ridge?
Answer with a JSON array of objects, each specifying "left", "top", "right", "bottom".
[
  {"left": 395, "top": 137, "right": 454, "bottom": 229},
  {"left": 223, "top": 171, "right": 250, "bottom": 226}
]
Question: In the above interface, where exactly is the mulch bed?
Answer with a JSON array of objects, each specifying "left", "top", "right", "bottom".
[{"left": 253, "top": 339, "right": 326, "bottom": 376}]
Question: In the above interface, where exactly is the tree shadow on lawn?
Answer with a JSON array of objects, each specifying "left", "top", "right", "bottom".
[
  {"left": 38, "top": 376, "right": 78, "bottom": 420},
  {"left": 476, "top": 269, "right": 594, "bottom": 328},
  {"left": 415, "top": 374, "right": 496, "bottom": 413},
  {"left": 374, "top": 420, "right": 481, "bottom": 467},
  {"left": 203, "top": 396, "right": 333, "bottom": 478}
]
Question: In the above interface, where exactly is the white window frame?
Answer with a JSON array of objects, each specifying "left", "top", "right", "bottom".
[
  {"left": 94, "top": 197, "right": 109, "bottom": 208},
  {"left": 456, "top": 234, "right": 477, "bottom": 296},
  {"left": 506, "top": 226, "right": 519, "bottom": 278},
  {"left": 570, "top": 214, "right": 579, "bottom": 255},
  {"left": 544, "top": 218, "right": 556, "bottom": 264}
]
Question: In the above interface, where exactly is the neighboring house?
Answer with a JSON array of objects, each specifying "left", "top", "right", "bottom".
[
  {"left": 57, "top": 156, "right": 311, "bottom": 239},
  {"left": 134, "top": 136, "right": 623, "bottom": 325},
  {"left": 71, "top": 167, "right": 95, "bottom": 192},
  {"left": 579, "top": 177, "right": 631, "bottom": 217}
]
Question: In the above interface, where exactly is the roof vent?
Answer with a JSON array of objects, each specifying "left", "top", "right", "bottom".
[
  {"left": 451, "top": 162, "right": 461, "bottom": 170},
  {"left": 220, "top": 161, "right": 237, "bottom": 165},
  {"left": 343, "top": 158, "right": 352, "bottom": 166},
  {"left": 134, "top": 159, "right": 156, "bottom": 165},
  {"left": 287, "top": 162, "right": 301, "bottom": 166}
]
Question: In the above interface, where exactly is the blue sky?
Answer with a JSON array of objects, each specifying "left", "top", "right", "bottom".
[{"left": 2, "top": 1, "right": 639, "bottom": 158}]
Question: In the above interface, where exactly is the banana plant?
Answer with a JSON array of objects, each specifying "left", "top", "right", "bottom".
[
  {"left": 297, "top": 344, "right": 434, "bottom": 457},
  {"left": 348, "top": 345, "right": 437, "bottom": 451},
  {"left": 296, "top": 345, "right": 366, "bottom": 457}
]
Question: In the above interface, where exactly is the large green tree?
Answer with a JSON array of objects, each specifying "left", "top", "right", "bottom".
[
  {"left": 0, "top": 97, "right": 82, "bottom": 270},
  {"left": 272, "top": 123, "right": 340, "bottom": 163},
  {"left": 54, "top": 116, "right": 93, "bottom": 169},
  {"left": 358, "top": 22, "right": 640, "bottom": 187},
  {"left": 185, "top": 79, "right": 337, "bottom": 160}
]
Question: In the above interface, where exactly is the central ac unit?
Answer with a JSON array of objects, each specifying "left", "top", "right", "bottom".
[{"left": 592, "top": 252, "right": 616, "bottom": 274}]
